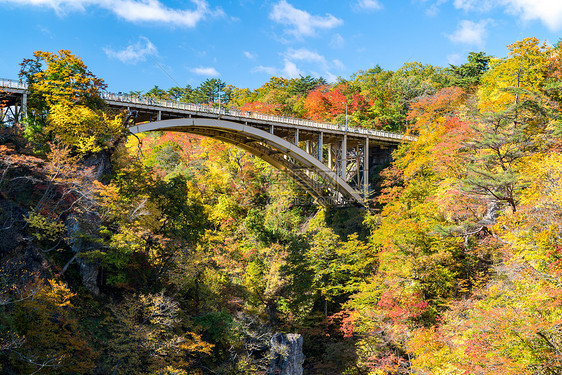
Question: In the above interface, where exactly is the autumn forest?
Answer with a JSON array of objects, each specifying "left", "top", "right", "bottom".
[{"left": 1, "top": 36, "right": 562, "bottom": 374}]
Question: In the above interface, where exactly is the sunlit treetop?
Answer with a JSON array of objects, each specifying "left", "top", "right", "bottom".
[
  {"left": 19, "top": 49, "right": 106, "bottom": 111},
  {"left": 479, "top": 37, "right": 551, "bottom": 110}
]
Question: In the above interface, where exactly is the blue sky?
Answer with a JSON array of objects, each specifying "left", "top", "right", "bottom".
[{"left": 0, "top": 0, "right": 561, "bottom": 93}]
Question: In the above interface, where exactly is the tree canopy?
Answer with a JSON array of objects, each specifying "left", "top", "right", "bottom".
[{"left": 2, "top": 38, "right": 562, "bottom": 374}]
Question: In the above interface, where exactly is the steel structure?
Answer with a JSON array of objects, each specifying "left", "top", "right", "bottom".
[{"left": 0, "top": 78, "right": 413, "bottom": 206}]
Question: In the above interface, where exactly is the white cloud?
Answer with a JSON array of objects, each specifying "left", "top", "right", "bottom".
[
  {"left": 453, "top": 0, "right": 493, "bottom": 11},
  {"left": 332, "top": 59, "right": 345, "bottom": 70},
  {"left": 253, "top": 65, "right": 278, "bottom": 75},
  {"left": 284, "top": 48, "right": 345, "bottom": 71},
  {"left": 447, "top": 20, "right": 488, "bottom": 46},
  {"left": 190, "top": 66, "right": 220, "bottom": 76},
  {"left": 447, "top": 53, "right": 463, "bottom": 65},
  {"left": 286, "top": 48, "right": 327, "bottom": 64},
  {"left": 0, "top": 0, "right": 222, "bottom": 27},
  {"left": 452, "top": 0, "right": 562, "bottom": 31},
  {"left": 251, "top": 48, "right": 344, "bottom": 81},
  {"left": 282, "top": 60, "right": 301, "bottom": 78},
  {"left": 356, "top": 0, "right": 383, "bottom": 11},
  {"left": 269, "top": 0, "right": 343, "bottom": 37},
  {"left": 251, "top": 60, "right": 301, "bottom": 79},
  {"left": 243, "top": 51, "right": 256, "bottom": 59},
  {"left": 500, "top": 0, "right": 562, "bottom": 31},
  {"left": 453, "top": 0, "right": 474, "bottom": 10},
  {"left": 104, "top": 36, "right": 157, "bottom": 64},
  {"left": 324, "top": 71, "right": 338, "bottom": 83},
  {"left": 421, "top": 0, "right": 447, "bottom": 16}
]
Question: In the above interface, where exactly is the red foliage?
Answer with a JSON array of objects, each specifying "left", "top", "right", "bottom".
[
  {"left": 547, "top": 245, "right": 562, "bottom": 276},
  {"left": 304, "top": 88, "right": 331, "bottom": 121},
  {"left": 350, "top": 92, "right": 371, "bottom": 113},
  {"left": 377, "top": 290, "right": 429, "bottom": 324},
  {"left": 368, "top": 352, "right": 410, "bottom": 374},
  {"left": 324, "top": 89, "right": 346, "bottom": 116},
  {"left": 240, "top": 101, "right": 282, "bottom": 115},
  {"left": 408, "top": 86, "right": 467, "bottom": 129},
  {"left": 329, "top": 310, "right": 358, "bottom": 338}
]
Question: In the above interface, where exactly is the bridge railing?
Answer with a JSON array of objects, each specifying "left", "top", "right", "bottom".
[
  {"left": 101, "top": 92, "right": 412, "bottom": 141},
  {"left": 0, "top": 78, "right": 27, "bottom": 90},
  {"left": 0, "top": 78, "right": 414, "bottom": 141}
]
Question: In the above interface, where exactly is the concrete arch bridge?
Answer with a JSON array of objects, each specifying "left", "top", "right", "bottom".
[{"left": 0, "top": 78, "right": 413, "bottom": 206}]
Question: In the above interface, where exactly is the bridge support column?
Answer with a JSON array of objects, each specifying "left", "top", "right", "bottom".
[
  {"left": 21, "top": 93, "right": 27, "bottom": 121},
  {"left": 294, "top": 129, "right": 299, "bottom": 146},
  {"left": 157, "top": 110, "right": 162, "bottom": 121},
  {"left": 364, "top": 138, "right": 369, "bottom": 200},
  {"left": 305, "top": 140, "right": 311, "bottom": 177},
  {"left": 318, "top": 132, "right": 323, "bottom": 161},
  {"left": 341, "top": 134, "right": 347, "bottom": 179},
  {"left": 328, "top": 143, "right": 333, "bottom": 170},
  {"left": 356, "top": 144, "right": 360, "bottom": 189}
]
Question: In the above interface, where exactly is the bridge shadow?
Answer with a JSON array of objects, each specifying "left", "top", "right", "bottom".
[
  {"left": 321, "top": 154, "right": 393, "bottom": 241},
  {"left": 323, "top": 206, "right": 370, "bottom": 241}
]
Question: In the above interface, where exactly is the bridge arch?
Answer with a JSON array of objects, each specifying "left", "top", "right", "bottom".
[{"left": 130, "top": 118, "right": 364, "bottom": 205}]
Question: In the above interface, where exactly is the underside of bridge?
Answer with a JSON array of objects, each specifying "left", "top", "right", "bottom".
[
  {"left": 130, "top": 118, "right": 370, "bottom": 206},
  {"left": 0, "top": 92, "right": 26, "bottom": 125}
]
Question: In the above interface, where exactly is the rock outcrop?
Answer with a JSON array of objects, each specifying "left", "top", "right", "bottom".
[{"left": 268, "top": 333, "right": 304, "bottom": 375}]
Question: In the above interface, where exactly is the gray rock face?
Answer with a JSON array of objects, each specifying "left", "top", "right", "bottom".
[
  {"left": 268, "top": 333, "right": 304, "bottom": 375},
  {"left": 478, "top": 200, "right": 501, "bottom": 226},
  {"left": 67, "top": 215, "right": 100, "bottom": 296}
]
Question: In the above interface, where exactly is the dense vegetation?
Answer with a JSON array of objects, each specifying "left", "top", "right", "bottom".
[{"left": 1, "top": 37, "right": 562, "bottom": 374}]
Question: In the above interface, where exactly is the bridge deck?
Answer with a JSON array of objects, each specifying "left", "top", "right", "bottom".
[{"left": 1, "top": 78, "right": 412, "bottom": 145}]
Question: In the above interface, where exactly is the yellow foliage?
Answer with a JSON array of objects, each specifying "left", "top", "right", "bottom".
[
  {"left": 47, "top": 103, "right": 125, "bottom": 154},
  {"left": 25, "top": 210, "right": 66, "bottom": 242},
  {"left": 479, "top": 37, "right": 550, "bottom": 111},
  {"left": 12, "top": 277, "right": 96, "bottom": 374},
  {"left": 408, "top": 327, "right": 465, "bottom": 375}
]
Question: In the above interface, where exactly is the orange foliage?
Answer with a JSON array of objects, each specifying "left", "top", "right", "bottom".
[
  {"left": 304, "top": 88, "right": 331, "bottom": 121},
  {"left": 240, "top": 100, "right": 282, "bottom": 115}
]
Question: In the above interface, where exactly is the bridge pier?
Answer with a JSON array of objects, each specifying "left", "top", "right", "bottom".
[
  {"left": 317, "top": 132, "right": 323, "bottom": 161},
  {"left": 21, "top": 92, "right": 27, "bottom": 119},
  {"left": 327, "top": 143, "right": 333, "bottom": 170},
  {"left": 364, "top": 138, "right": 369, "bottom": 200},
  {"left": 341, "top": 134, "right": 347, "bottom": 179}
]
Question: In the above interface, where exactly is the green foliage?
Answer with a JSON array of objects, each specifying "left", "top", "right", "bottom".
[
  {"left": 448, "top": 51, "right": 491, "bottom": 89},
  {"left": 287, "top": 75, "right": 326, "bottom": 96},
  {"left": 92, "top": 160, "right": 207, "bottom": 287},
  {"left": 195, "top": 311, "right": 234, "bottom": 342},
  {"left": 145, "top": 85, "right": 168, "bottom": 99},
  {"left": 192, "top": 78, "right": 228, "bottom": 104}
]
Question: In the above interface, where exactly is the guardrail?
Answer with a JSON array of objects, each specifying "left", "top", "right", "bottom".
[
  {"left": 0, "top": 78, "right": 27, "bottom": 90},
  {"left": 1, "top": 77, "right": 414, "bottom": 141},
  {"left": 101, "top": 92, "right": 411, "bottom": 141}
]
